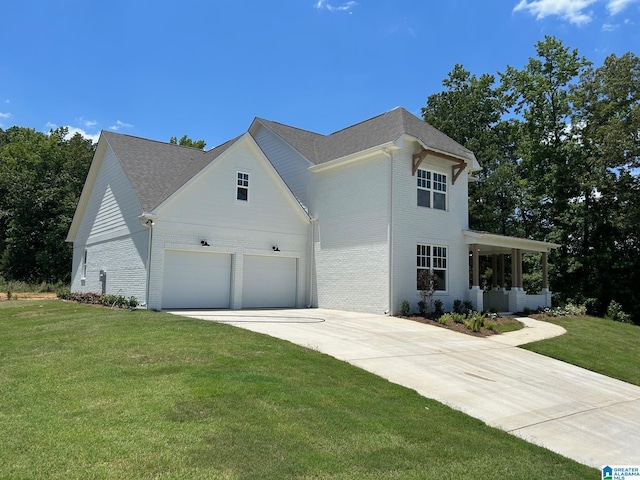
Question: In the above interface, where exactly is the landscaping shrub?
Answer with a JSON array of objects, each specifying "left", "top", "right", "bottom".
[
  {"left": 453, "top": 299, "right": 463, "bottom": 314},
  {"left": 57, "top": 291, "right": 138, "bottom": 309},
  {"left": 463, "top": 311, "right": 485, "bottom": 332},
  {"left": 605, "top": 300, "right": 631, "bottom": 324},
  {"left": 417, "top": 300, "right": 427, "bottom": 316},
  {"left": 433, "top": 299, "right": 444, "bottom": 317},
  {"left": 400, "top": 300, "right": 410, "bottom": 316}
]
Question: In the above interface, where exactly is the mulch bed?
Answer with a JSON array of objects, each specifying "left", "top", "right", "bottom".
[{"left": 399, "top": 314, "right": 522, "bottom": 337}]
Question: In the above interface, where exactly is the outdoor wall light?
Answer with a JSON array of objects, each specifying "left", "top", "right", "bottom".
[
  {"left": 272, "top": 246, "right": 280, "bottom": 252},
  {"left": 201, "top": 240, "right": 210, "bottom": 247}
]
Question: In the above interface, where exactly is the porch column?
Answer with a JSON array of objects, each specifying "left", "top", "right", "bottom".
[
  {"left": 541, "top": 251, "right": 548, "bottom": 290},
  {"left": 469, "top": 244, "right": 483, "bottom": 311},
  {"left": 511, "top": 248, "right": 521, "bottom": 290},
  {"left": 472, "top": 244, "right": 480, "bottom": 287},
  {"left": 491, "top": 254, "right": 498, "bottom": 288},
  {"left": 500, "top": 254, "right": 505, "bottom": 288},
  {"left": 517, "top": 249, "right": 523, "bottom": 289}
]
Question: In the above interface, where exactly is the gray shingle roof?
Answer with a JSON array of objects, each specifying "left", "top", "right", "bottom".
[
  {"left": 101, "top": 130, "right": 238, "bottom": 212},
  {"left": 101, "top": 107, "right": 476, "bottom": 213},
  {"left": 257, "top": 107, "right": 476, "bottom": 165}
]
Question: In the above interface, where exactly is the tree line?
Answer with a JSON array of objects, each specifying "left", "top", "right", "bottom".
[{"left": 423, "top": 36, "right": 640, "bottom": 321}]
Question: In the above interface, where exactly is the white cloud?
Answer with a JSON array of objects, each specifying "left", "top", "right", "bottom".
[
  {"left": 64, "top": 127, "right": 100, "bottom": 143},
  {"left": 109, "top": 120, "right": 134, "bottom": 131},
  {"left": 0, "top": 111, "right": 11, "bottom": 119},
  {"left": 607, "top": 0, "right": 637, "bottom": 15},
  {"left": 514, "top": 0, "right": 639, "bottom": 24},
  {"left": 84, "top": 120, "right": 98, "bottom": 128},
  {"left": 602, "top": 21, "right": 617, "bottom": 29},
  {"left": 315, "top": 0, "right": 357, "bottom": 13},
  {"left": 45, "top": 121, "right": 57, "bottom": 129},
  {"left": 513, "top": 0, "right": 597, "bottom": 25}
]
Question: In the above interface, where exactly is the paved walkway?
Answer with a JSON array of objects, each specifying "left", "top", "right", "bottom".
[{"left": 168, "top": 308, "right": 640, "bottom": 468}]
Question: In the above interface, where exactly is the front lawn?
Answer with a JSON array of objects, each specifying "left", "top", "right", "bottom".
[
  {"left": 0, "top": 300, "right": 595, "bottom": 479},
  {"left": 522, "top": 314, "right": 640, "bottom": 386}
]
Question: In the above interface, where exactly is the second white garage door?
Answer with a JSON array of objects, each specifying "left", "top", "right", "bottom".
[
  {"left": 162, "top": 250, "right": 232, "bottom": 309},
  {"left": 242, "top": 255, "right": 297, "bottom": 308}
]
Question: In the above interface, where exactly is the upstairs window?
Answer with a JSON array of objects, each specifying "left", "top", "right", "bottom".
[
  {"left": 237, "top": 172, "right": 249, "bottom": 201},
  {"left": 417, "top": 168, "right": 447, "bottom": 210}
]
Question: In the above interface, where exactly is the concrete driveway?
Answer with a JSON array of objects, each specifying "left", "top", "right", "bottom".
[{"left": 168, "top": 308, "right": 640, "bottom": 468}]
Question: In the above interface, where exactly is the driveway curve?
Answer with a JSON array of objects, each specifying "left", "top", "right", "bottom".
[{"left": 168, "top": 308, "right": 640, "bottom": 468}]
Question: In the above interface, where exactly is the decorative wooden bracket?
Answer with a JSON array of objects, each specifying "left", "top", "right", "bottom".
[{"left": 412, "top": 147, "right": 467, "bottom": 185}]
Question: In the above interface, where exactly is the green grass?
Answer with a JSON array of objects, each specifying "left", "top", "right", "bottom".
[
  {"left": 522, "top": 315, "right": 640, "bottom": 386},
  {"left": 0, "top": 301, "right": 596, "bottom": 479}
]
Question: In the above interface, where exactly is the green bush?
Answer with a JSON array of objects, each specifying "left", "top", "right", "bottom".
[
  {"left": 57, "top": 291, "right": 138, "bottom": 309},
  {"left": 605, "top": 300, "right": 631, "bottom": 324},
  {"left": 417, "top": 300, "right": 426, "bottom": 316},
  {"left": 463, "top": 312, "right": 485, "bottom": 333},
  {"left": 433, "top": 299, "right": 444, "bottom": 317},
  {"left": 438, "top": 313, "right": 452, "bottom": 325},
  {"left": 453, "top": 299, "right": 463, "bottom": 314},
  {"left": 400, "top": 300, "right": 410, "bottom": 316}
]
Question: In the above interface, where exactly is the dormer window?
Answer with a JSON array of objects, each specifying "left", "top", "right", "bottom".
[
  {"left": 417, "top": 168, "right": 446, "bottom": 210},
  {"left": 237, "top": 172, "right": 249, "bottom": 201}
]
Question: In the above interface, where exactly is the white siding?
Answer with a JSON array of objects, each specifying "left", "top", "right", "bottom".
[
  {"left": 311, "top": 153, "right": 390, "bottom": 314},
  {"left": 70, "top": 144, "right": 148, "bottom": 302},
  {"left": 390, "top": 138, "right": 471, "bottom": 314},
  {"left": 147, "top": 136, "right": 310, "bottom": 310},
  {"left": 251, "top": 123, "right": 312, "bottom": 207},
  {"left": 70, "top": 231, "right": 148, "bottom": 303}
]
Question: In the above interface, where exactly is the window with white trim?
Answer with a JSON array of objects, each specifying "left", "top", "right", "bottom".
[
  {"left": 417, "top": 244, "right": 447, "bottom": 291},
  {"left": 236, "top": 172, "right": 249, "bottom": 201},
  {"left": 82, "top": 248, "right": 88, "bottom": 279},
  {"left": 417, "top": 168, "right": 447, "bottom": 210}
]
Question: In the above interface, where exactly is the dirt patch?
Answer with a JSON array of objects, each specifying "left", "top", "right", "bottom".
[
  {"left": 399, "top": 315, "right": 522, "bottom": 337},
  {"left": 0, "top": 292, "right": 58, "bottom": 301}
]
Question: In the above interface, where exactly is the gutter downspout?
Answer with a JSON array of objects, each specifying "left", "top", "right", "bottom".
[
  {"left": 383, "top": 147, "right": 394, "bottom": 315},
  {"left": 139, "top": 214, "right": 156, "bottom": 308},
  {"left": 308, "top": 217, "right": 318, "bottom": 308}
]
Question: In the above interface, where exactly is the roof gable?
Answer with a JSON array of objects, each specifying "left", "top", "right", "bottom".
[{"left": 101, "top": 131, "right": 238, "bottom": 212}]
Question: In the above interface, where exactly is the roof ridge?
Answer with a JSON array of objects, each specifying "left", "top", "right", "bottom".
[
  {"left": 325, "top": 109, "right": 398, "bottom": 137},
  {"left": 257, "top": 118, "right": 324, "bottom": 136}
]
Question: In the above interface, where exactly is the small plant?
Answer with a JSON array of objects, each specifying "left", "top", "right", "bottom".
[
  {"left": 417, "top": 300, "right": 427, "bottom": 316},
  {"left": 605, "top": 300, "right": 631, "bottom": 324},
  {"left": 485, "top": 320, "right": 497, "bottom": 331},
  {"left": 453, "top": 299, "right": 463, "bottom": 314},
  {"left": 463, "top": 311, "right": 485, "bottom": 333},
  {"left": 6, "top": 289, "right": 12, "bottom": 301},
  {"left": 400, "top": 300, "right": 410, "bottom": 316},
  {"left": 417, "top": 269, "right": 438, "bottom": 316},
  {"left": 438, "top": 313, "right": 452, "bottom": 325},
  {"left": 463, "top": 300, "right": 474, "bottom": 313},
  {"left": 523, "top": 306, "right": 532, "bottom": 315},
  {"left": 451, "top": 312, "right": 466, "bottom": 324},
  {"left": 433, "top": 299, "right": 444, "bottom": 317}
]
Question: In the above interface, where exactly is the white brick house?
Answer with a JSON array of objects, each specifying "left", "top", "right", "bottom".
[{"left": 67, "top": 107, "right": 558, "bottom": 314}]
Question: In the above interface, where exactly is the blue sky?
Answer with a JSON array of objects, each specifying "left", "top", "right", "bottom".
[{"left": 1, "top": 0, "right": 638, "bottom": 148}]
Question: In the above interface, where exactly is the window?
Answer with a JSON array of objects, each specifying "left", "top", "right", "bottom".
[
  {"left": 82, "top": 248, "right": 88, "bottom": 279},
  {"left": 417, "top": 244, "right": 447, "bottom": 291},
  {"left": 237, "top": 172, "right": 249, "bottom": 201},
  {"left": 417, "top": 168, "right": 447, "bottom": 210}
]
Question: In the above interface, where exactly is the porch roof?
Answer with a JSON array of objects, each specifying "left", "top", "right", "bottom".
[{"left": 463, "top": 230, "right": 561, "bottom": 255}]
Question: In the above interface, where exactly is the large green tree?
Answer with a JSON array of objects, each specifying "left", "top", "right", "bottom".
[
  {"left": 422, "top": 64, "right": 522, "bottom": 236},
  {"left": 0, "top": 127, "right": 94, "bottom": 283},
  {"left": 169, "top": 134, "right": 206, "bottom": 149}
]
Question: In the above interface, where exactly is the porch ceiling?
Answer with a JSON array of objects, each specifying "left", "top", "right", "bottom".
[{"left": 463, "top": 230, "right": 560, "bottom": 255}]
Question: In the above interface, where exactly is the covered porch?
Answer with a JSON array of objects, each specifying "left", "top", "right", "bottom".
[{"left": 463, "top": 230, "right": 560, "bottom": 313}]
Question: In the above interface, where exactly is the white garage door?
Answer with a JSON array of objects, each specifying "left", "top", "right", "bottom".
[
  {"left": 162, "top": 250, "right": 232, "bottom": 309},
  {"left": 242, "top": 255, "right": 297, "bottom": 308}
]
